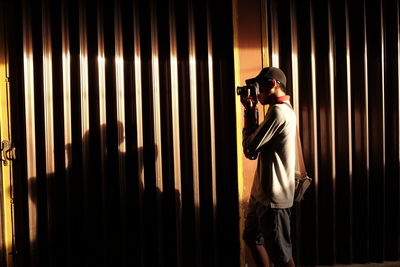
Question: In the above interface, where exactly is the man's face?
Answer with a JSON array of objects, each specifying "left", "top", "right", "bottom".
[{"left": 257, "top": 79, "right": 276, "bottom": 105}]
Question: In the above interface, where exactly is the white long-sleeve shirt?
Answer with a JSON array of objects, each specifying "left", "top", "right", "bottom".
[{"left": 243, "top": 102, "right": 296, "bottom": 208}]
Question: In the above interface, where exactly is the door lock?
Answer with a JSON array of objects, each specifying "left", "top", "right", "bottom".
[{"left": 1, "top": 140, "right": 16, "bottom": 166}]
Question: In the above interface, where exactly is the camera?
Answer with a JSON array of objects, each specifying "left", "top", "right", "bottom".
[
  {"left": 237, "top": 81, "right": 259, "bottom": 126},
  {"left": 236, "top": 84, "right": 257, "bottom": 99},
  {"left": 237, "top": 80, "right": 259, "bottom": 112}
]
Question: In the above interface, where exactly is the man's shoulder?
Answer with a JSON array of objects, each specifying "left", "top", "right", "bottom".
[
  {"left": 266, "top": 104, "right": 285, "bottom": 123},
  {"left": 270, "top": 103, "right": 293, "bottom": 115},
  {"left": 271, "top": 103, "right": 296, "bottom": 122}
]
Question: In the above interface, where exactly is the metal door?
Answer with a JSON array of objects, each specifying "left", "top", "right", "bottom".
[{"left": 0, "top": 4, "right": 16, "bottom": 266}]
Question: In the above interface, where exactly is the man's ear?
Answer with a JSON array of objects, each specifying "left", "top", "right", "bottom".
[
  {"left": 272, "top": 79, "right": 278, "bottom": 88},
  {"left": 264, "top": 79, "right": 275, "bottom": 89}
]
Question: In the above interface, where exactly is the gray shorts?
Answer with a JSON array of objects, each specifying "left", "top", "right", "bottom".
[{"left": 242, "top": 197, "right": 292, "bottom": 264}]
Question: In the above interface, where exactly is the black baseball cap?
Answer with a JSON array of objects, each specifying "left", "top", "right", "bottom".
[{"left": 246, "top": 67, "right": 287, "bottom": 89}]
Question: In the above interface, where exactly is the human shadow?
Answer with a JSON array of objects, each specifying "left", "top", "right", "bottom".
[{"left": 25, "top": 121, "right": 183, "bottom": 267}]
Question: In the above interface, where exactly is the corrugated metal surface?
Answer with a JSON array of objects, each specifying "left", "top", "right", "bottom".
[
  {"left": 263, "top": 0, "right": 400, "bottom": 265},
  {"left": 5, "top": 0, "right": 400, "bottom": 266},
  {"left": 5, "top": 0, "right": 239, "bottom": 266}
]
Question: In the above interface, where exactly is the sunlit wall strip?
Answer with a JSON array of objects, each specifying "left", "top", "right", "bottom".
[
  {"left": 42, "top": 5, "right": 55, "bottom": 177},
  {"left": 61, "top": 3, "right": 74, "bottom": 262},
  {"left": 78, "top": 6, "right": 91, "bottom": 257},
  {"left": 22, "top": 3, "right": 38, "bottom": 255},
  {"left": 97, "top": 22, "right": 107, "bottom": 164},
  {"left": 169, "top": 0, "right": 181, "bottom": 204},
  {"left": 232, "top": 0, "right": 245, "bottom": 265},
  {"left": 133, "top": 4, "right": 145, "bottom": 265},
  {"left": 362, "top": 2, "right": 371, "bottom": 252},
  {"left": 114, "top": 6, "right": 125, "bottom": 174},
  {"left": 114, "top": 5, "right": 126, "bottom": 157},
  {"left": 41, "top": 7, "right": 56, "bottom": 263},
  {"left": 62, "top": 3, "right": 72, "bottom": 169},
  {"left": 114, "top": 3, "right": 127, "bottom": 263},
  {"left": 310, "top": 3, "right": 318, "bottom": 187},
  {"left": 96, "top": 6, "right": 108, "bottom": 261},
  {"left": 398, "top": 0, "right": 400, "bottom": 193},
  {"left": 188, "top": 0, "right": 200, "bottom": 207},
  {"left": 79, "top": 3, "right": 90, "bottom": 164},
  {"left": 289, "top": 0, "right": 301, "bottom": 260},
  {"left": 261, "top": 0, "right": 269, "bottom": 67},
  {"left": 380, "top": 0, "right": 386, "bottom": 189},
  {"left": 290, "top": 0, "right": 299, "bottom": 118},
  {"left": 150, "top": 0, "right": 163, "bottom": 193},
  {"left": 97, "top": 10, "right": 107, "bottom": 129},
  {"left": 345, "top": 0, "right": 353, "bottom": 253},
  {"left": 310, "top": 2, "right": 319, "bottom": 254},
  {"left": 133, "top": 3, "right": 143, "bottom": 190},
  {"left": 206, "top": 4, "right": 218, "bottom": 266},
  {"left": 168, "top": 1, "right": 183, "bottom": 265},
  {"left": 397, "top": 4, "right": 400, "bottom": 251},
  {"left": 270, "top": 0, "right": 279, "bottom": 67},
  {"left": 328, "top": 1, "right": 336, "bottom": 184},
  {"left": 327, "top": 1, "right": 337, "bottom": 258},
  {"left": 188, "top": 0, "right": 201, "bottom": 265},
  {"left": 363, "top": 0, "right": 370, "bottom": 184},
  {"left": 150, "top": 1, "right": 164, "bottom": 264},
  {"left": 206, "top": 0, "right": 217, "bottom": 226}
]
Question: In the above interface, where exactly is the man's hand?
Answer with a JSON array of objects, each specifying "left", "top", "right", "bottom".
[
  {"left": 243, "top": 105, "right": 258, "bottom": 129},
  {"left": 240, "top": 91, "right": 258, "bottom": 129},
  {"left": 240, "top": 94, "right": 257, "bottom": 110}
]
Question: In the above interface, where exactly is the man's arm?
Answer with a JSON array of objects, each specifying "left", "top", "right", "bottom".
[{"left": 242, "top": 106, "right": 284, "bottom": 159}]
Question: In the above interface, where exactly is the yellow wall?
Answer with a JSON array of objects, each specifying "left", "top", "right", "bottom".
[
  {"left": 233, "top": 0, "right": 264, "bottom": 266},
  {"left": 0, "top": 8, "right": 15, "bottom": 266}
]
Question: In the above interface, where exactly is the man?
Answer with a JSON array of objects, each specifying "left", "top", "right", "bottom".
[{"left": 241, "top": 67, "right": 296, "bottom": 267}]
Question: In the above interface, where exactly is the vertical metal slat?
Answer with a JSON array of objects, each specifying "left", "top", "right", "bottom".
[
  {"left": 345, "top": 0, "right": 354, "bottom": 259},
  {"left": 290, "top": 0, "right": 299, "bottom": 117},
  {"left": 150, "top": 0, "right": 163, "bottom": 191},
  {"left": 206, "top": 3, "right": 218, "bottom": 266},
  {"left": 78, "top": 4, "right": 90, "bottom": 261},
  {"left": 79, "top": 2, "right": 90, "bottom": 161},
  {"left": 188, "top": 0, "right": 201, "bottom": 265},
  {"left": 22, "top": 4, "right": 38, "bottom": 265},
  {"left": 96, "top": 3, "right": 108, "bottom": 263},
  {"left": 362, "top": 3, "right": 370, "bottom": 257},
  {"left": 41, "top": 3, "right": 55, "bottom": 265},
  {"left": 270, "top": 0, "right": 279, "bottom": 67},
  {"left": 289, "top": 0, "right": 302, "bottom": 263},
  {"left": 168, "top": 0, "right": 183, "bottom": 265},
  {"left": 150, "top": 0, "right": 164, "bottom": 265},
  {"left": 42, "top": 3, "right": 54, "bottom": 179},
  {"left": 132, "top": 1, "right": 145, "bottom": 265},
  {"left": 61, "top": 1, "right": 74, "bottom": 264},
  {"left": 327, "top": 0, "right": 336, "bottom": 261},
  {"left": 397, "top": 1, "right": 400, "bottom": 254},
  {"left": 379, "top": 0, "right": 386, "bottom": 239},
  {"left": 114, "top": 2, "right": 127, "bottom": 265},
  {"left": 310, "top": 1, "right": 319, "bottom": 261}
]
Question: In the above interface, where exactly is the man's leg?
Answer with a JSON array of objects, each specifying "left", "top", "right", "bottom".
[
  {"left": 243, "top": 197, "right": 272, "bottom": 267},
  {"left": 259, "top": 207, "right": 295, "bottom": 267},
  {"left": 246, "top": 243, "right": 271, "bottom": 267}
]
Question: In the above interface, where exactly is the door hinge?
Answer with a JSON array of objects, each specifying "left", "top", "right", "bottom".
[{"left": 0, "top": 140, "right": 16, "bottom": 166}]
